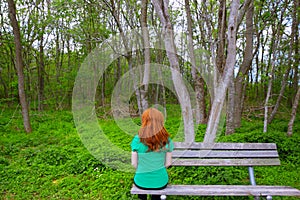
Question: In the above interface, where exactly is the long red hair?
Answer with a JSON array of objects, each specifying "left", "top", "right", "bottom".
[{"left": 138, "top": 108, "right": 170, "bottom": 151}]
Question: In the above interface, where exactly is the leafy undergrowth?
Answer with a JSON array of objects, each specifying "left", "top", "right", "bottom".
[{"left": 0, "top": 107, "right": 299, "bottom": 200}]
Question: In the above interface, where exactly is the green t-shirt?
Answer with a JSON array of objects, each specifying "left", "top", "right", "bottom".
[{"left": 131, "top": 135, "right": 174, "bottom": 188}]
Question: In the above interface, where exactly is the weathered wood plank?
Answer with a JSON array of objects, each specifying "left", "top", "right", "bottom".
[
  {"left": 131, "top": 185, "right": 300, "bottom": 196},
  {"left": 171, "top": 158, "right": 281, "bottom": 166},
  {"left": 174, "top": 142, "right": 277, "bottom": 150},
  {"left": 172, "top": 150, "right": 279, "bottom": 158}
]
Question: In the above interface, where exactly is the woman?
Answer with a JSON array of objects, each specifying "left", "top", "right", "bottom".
[{"left": 131, "top": 108, "right": 174, "bottom": 200}]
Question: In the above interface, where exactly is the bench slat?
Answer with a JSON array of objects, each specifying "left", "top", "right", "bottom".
[
  {"left": 174, "top": 142, "right": 277, "bottom": 150},
  {"left": 172, "top": 158, "right": 281, "bottom": 166},
  {"left": 172, "top": 150, "right": 279, "bottom": 158},
  {"left": 131, "top": 185, "right": 300, "bottom": 196}
]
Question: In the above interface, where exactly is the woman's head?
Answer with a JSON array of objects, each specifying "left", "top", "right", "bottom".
[{"left": 138, "top": 108, "right": 170, "bottom": 151}]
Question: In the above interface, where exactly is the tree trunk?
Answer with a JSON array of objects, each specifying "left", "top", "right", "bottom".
[
  {"left": 286, "top": 0, "right": 299, "bottom": 137},
  {"left": 140, "top": 0, "right": 150, "bottom": 112},
  {"left": 216, "top": 0, "right": 226, "bottom": 74},
  {"left": 226, "top": 77, "right": 235, "bottom": 134},
  {"left": 100, "top": 72, "right": 106, "bottom": 106},
  {"left": 263, "top": 67, "right": 274, "bottom": 133},
  {"left": 151, "top": 0, "right": 195, "bottom": 143},
  {"left": 197, "top": 0, "right": 214, "bottom": 120},
  {"left": 38, "top": 33, "right": 45, "bottom": 111},
  {"left": 0, "top": 69, "right": 8, "bottom": 99},
  {"left": 106, "top": 0, "right": 143, "bottom": 115},
  {"left": 204, "top": 0, "right": 240, "bottom": 144},
  {"left": 184, "top": 0, "right": 206, "bottom": 124},
  {"left": 7, "top": 0, "right": 32, "bottom": 133},
  {"left": 268, "top": 67, "right": 290, "bottom": 123},
  {"left": 287, "top": 87, "right": 300, "bottom": 137},
  {"left": 226, "top": 1, "right": 254, "bottom": 134},
  {"left": 263, "top": 3, "right": 286, "bottom": 132},
  {"left": 291, "top": 0, "right": 299, "bottom": 106}
]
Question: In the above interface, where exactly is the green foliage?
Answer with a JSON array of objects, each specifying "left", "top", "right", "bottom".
[{"left": 0, "top": 108, "right": 299, "bottom": 199}]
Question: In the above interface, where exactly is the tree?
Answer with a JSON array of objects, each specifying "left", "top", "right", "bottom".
[
  {"left": 151, "top": 0, "right": 195, "bottom": 142},
  {"left": 263, "top": 1, "right": 286, "bottom": 133},
  {"left": 287, "top": 87, "right": 300, "bottom": 136},
  {"left": 184, "top": 0, "right": 206, "bottom": 124},
  {"left": 140, "top": 0, "right": 150, "bottom": 112},
  {"left": 204, "top": 0, "right": 240, "bottom": 143},
  {"left": 7, "top": 0, "right": 32, "bottom": 133},
  {"left": 226, "top": 0, "right": 254, "bottom": 134}
]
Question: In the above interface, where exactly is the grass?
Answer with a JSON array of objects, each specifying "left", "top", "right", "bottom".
[{"left": 0, "top": 106, "right": 299, "bottom": 199}]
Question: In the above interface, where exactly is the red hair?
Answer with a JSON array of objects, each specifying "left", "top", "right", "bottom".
[{"left": 138, "top": 108, "right": 170, "bottom": 151}]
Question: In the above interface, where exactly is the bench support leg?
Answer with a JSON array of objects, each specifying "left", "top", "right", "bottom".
[
  {"left": 248, "top": 166, "right": 260, "bottom": 200},
  {"left": 248, "top": 166, "right": 256, "bottom": 186},
  {"left": 248, "top": 167, "right": 272, "bottom": 200}
]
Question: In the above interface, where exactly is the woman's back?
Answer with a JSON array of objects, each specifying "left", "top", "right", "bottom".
[
  {"left": 131, "top": 135, "right": 174, "bottom": 188},
  {"left": 131, "top": 108, "right": 174, "bottom": 191}
]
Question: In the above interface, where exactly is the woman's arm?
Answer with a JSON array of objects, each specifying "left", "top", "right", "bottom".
[
  {"left": 131, "top": 151, "right": 138, "bottom": 168},
  {"left": 165, "top": 152, "right": 172, "bottom": 168}
]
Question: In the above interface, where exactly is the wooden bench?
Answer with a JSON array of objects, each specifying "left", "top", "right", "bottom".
[{"left": 131, "top": 142, "right": 300, "bottom": 199}]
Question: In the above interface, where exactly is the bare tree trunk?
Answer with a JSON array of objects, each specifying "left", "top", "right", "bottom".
[
  {"left": 226, "top": 1, "right": 254, "bottom": 134},
  {"left": 287, "top": 87, "right": 300, "bottom": 137},
  {"left": 184, "top": 0, "right": 206, "bottom": 124},
  {"left": 7, "top": 0, "right": 32, "bottom": 133},
  {"left": 234, "top": 1, "right": 253, "bottom": 127},
  {"left": 105, "top": 0, "right": 143, "bottom": 114},
  {"left": 263, "top": 3, "right": 286, "bottom": 132},
  {"left": 204, "top": 0, "right": 240, "bottom": 144},
  {"left": 140, "top": 0, "right": 150, "bottom": 111},
  {"left": 263, "top": 67, "right": 274, "bottom": 133},
  {"left": 151, "top": 0, "right": 195, "bottom": 142},
  {"left": 193, "top": 0, "right": 212, "bottom": 122},
  {"left": 268, "top": 67, "right": 290, "bottom": 123},
  {"left": 100, "top": 72, "right": 106, "bottom": 106},
  {"left": 155, "top": 43, "right": 167, "bottom": 110},
  {"left": 38, "top": 32, "right": 45, "bottom": 111},
  {"left": 216, "top": 0, "right": 226, "bottom": 74},
  {"left": 287, "top": 0, "right": 299, "bottom": 136},
  {"left": 226, "top": 77, "right": 235, "bottom": 134},
  {"left": 291, "top": 0, "right": 299, "bottom": 106},
  {"left": 269, "top": 0, "right": 297, "bottom": 123},
  {"left": 0, "top": 69, "right": 8, "bottom": 99}
]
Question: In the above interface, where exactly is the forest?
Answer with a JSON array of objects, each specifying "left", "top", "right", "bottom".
[{"left": 0, "top": 0, "right": 299, "bottom": 199}]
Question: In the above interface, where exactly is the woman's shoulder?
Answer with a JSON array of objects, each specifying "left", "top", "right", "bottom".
[
  {"left": 165, "top": 137, "right": 174, "bottom": 152},
  {"left": 132, "top": 134, "right": 140, "bottom": 142},
  {"left": 131, "top": 134, "right": 149, "bottom": 152}
]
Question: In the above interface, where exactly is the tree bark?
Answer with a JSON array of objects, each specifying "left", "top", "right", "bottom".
[
  {"left": 226, "top": 1, "right": 254, "bottom": 134},
  {"left": 0, "top": 69, "right": 8, "bottom": 99},
  {"left": 263, "top": 3, "right": 286, "bottom": 132},
  {"left": 151, "top": 0, "right": 195, "bottom": 142},
  {"left": 7, "top": 0, "right": 32, "bottom": 133},
  {"left": 287, "top": 87, "right": 300, "bottom": 137},
  {"left": 216, "top": 0, "right": 227, "bottom": 74},
  {"left": 38, "top": 31, "right": 45, "bottom": 111},
  {"left": 140, "top": 0, "right": 150, "bottom": 112},
  {"left": 105, "top": 0, "right": 143, "bottom": 114},
  {"left": 226, "top": 76, "right": 235, "bottom": 134},
  {"left": 268, "top": 67, "right": 291, "bottom": 123},
  {"left": 204, "top": 0, "right": 240, "bottom": 144},
  {"left": 184, "top": 0, "right": 206, "bottom": 124},
  {"left": 292, "top": 0, "right": 299, "bottom": 105},
  {"left": 268, "top": 0, "right": 296, "bottom": 123}
]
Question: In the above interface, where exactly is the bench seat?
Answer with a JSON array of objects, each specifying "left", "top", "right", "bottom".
[{"left": 131, "top": 185, "right": 300, "bottom": 196}]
